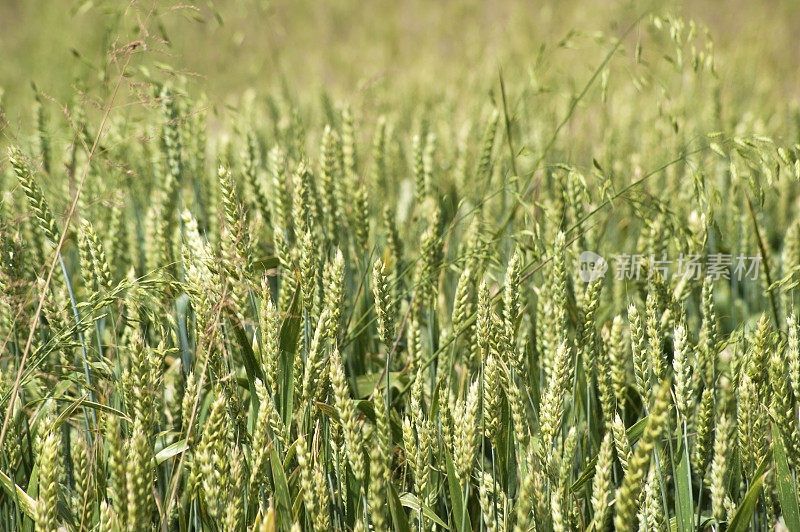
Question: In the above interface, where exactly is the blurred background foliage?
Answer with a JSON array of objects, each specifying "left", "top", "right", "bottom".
[{"left": 1, "top": 0, "right": 799, "bottom": 137}]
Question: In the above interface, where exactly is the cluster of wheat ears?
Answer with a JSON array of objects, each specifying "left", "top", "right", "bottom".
[{"left": 2, "top": 11, "right": 800, "bottom": 532}]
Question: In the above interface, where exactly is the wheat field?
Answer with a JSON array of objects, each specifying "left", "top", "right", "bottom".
[{"left": 1, "top": 1, "right": 800, "bottom": 531}]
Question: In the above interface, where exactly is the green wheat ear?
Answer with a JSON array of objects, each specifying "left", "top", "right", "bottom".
[
  {"left": 330, "top": 345, "right": 365, "bottom": 484},
  {"left": 476, "top": 109, "right": 500, "bottom": 182},
  {"left": 372, "top": 257, "right": 395, "bottom": 349},
  {"left": 629, "top": 303, "right": 648, "bottom": 400},
  {"left": 9, "top": 147, "right": 60, "bottom": 244},
  {"left": 34, "top": 414, "right": 60, "bottom": 532},
  {"left": 371, "top": 115, "right": 387, "bottom": 189},
  {"left": 319, "top": 125, "right": 340, "bottom": 241},
  {"left": 33, "top": 91, "right": 51, "bottom": 174},
  {"left": 613, "top": 380, "right": 672, "bottom": 532},
  {"left": 710, "top": 413, "right": 732, "bottom": 524},
  {"left": 787, "top": 313, "right": 800, "bottom": 403},
  {"left": 692, "top": 387, "right": 715, "bottom": 474},
  {"left": 79, "top": 219, "right": 113, "bottom": 293},
  {"left": 453, "top": 378, "right": 480, "bottom": 485},
  {"left": 672, "top": 322, "right": 693, "bottom": 421},
  {"left": 243, "top": 129, "right": 270, "bottom": 222},
  {"left": 161, "top": 85, "right": 183, "bottom": 183},
  {"left": 591, "top": 431, "right": 615, "bottom": 530},
  {"left": 412, "top": 134, "right": 426, "bottom": 203}
]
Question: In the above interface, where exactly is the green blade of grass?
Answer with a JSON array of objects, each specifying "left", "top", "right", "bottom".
[
  {"left": 229, "top": 313, "right": 265, "bottom": 385},
  {"left": 674, "top": 424, "right": 694, "bottom": 532},
  {"left": 399, "top": 492, "right": 450, "bottom": 530},
  {"left": 278, "top": 282, "right": 302, "bottom": 426},
  {"left": 388, "top": 482, "right": 411, "bottom": 532},
  {"left": 772, "top": 423, "right": 800, "bottom": 530},
  {"left": 156, "top": 439, "right": 188, "bottom": 465},
  {"left": 270, "top": 445, "right": 293, "bottom": 527},
  {"left": 0, "top": 469, "right": 36, "bottom": 520},
  {"left": 444, "top": 448, "right": 472, "bottom": 532},
  {"left": 727, "top": 452, "right": 772, "bottom": 532}
]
